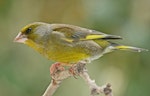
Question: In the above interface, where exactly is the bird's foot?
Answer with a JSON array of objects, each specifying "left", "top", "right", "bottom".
[
  {"left": 68, "top": 62, "right": 87, "bottom": 78},
  {"left": 68, "top": 66, "right": 78, "bottom": 78},
  {"left": 50, "top": 62, "right": 65, "bottom": 76}
]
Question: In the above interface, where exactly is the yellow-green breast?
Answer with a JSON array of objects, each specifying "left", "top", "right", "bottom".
[{"left": 25, "top": 39, "right": 104, "bottom": 63}]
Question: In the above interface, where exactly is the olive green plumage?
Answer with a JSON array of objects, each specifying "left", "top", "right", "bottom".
[{"left": 14, "top": 22, "right": 148, "bottom": 64}]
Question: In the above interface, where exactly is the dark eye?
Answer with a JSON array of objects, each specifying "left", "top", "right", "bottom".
[{"left": 25, "top": 28, "right": 32, "bottom": 34}]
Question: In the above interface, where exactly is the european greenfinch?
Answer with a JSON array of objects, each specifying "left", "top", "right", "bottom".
[{"left": 14, "top": 22, "right": 147, "bottom": 64}]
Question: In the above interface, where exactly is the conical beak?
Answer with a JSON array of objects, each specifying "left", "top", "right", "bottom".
[{"left": 14, "top": 32, "right": 28, "bottom": 43}]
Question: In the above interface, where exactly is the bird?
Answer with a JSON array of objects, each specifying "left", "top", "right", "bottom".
[{"left": 14, "top": 22, "right": 147, "bottom": 65}]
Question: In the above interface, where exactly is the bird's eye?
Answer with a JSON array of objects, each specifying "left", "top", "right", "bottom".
[{"left": 25, "top": 28, "right": 32, "bottom": 34}]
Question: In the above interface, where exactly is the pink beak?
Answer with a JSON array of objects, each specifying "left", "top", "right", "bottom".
[{"left": 14, "top": 32, "right": 28, "bottom": 43}]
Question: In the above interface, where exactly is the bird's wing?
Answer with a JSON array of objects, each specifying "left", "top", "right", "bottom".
[{"left": 51, "top": 24, "right": 122, "bottom": 43}]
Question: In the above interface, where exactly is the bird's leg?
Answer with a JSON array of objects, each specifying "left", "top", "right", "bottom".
[
  {"left": 50, "top": 62, "right": 65, "bottom": 76},
  {"left": 69, "top": 65, "right": 77, "bottom": 76},
  {"left": 68, "top": 66, "right": 78, "bottom": 79},
  {"left": 68, "top": 61, "right": 88, "bottom": 76}
]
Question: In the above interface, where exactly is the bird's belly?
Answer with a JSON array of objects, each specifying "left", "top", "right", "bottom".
[
  {"left": 44, "top": 41, "right": 103, "bottom": 63},
  {"left": 45, "top": 49, "right": 90, "bottom": 63}
]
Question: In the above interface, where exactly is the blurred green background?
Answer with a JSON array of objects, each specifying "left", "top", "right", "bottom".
[{"left": 0, "top": 0, "right": 150, "bottom": 96}]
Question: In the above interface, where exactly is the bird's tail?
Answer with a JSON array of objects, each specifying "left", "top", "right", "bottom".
[{"left": 111, "top": 43, "right": 148, "bottom": 52}]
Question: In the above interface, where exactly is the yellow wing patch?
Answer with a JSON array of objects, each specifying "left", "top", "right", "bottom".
[
  {"left": 86, "top": 34, "right": 122, "bottom": 40},
  {"left": 85, "top": 34, "right": 104, "bottom": 40}
]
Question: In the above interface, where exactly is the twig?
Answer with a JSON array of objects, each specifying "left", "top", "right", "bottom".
[
  {"left": 42, "top": 62, "right": 113, "bottom": 96},
  {"left": 42, "top": 79, "right": 61, "bottom": 96},
  {"left": 43, "top": 69, "right": 72, "bottom": 96},
  {"left": 73, "top": 62, "right": 112, "bottom": 96}
]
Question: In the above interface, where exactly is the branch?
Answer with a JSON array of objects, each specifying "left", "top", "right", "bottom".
[
  {"left": 42, "top": 62, "right": 113, "bottom": 96},
  {"left": 42, "top": 79, "right": 60, "bottom": 96},
  {"left": 43, "top": 66, "right": 72, "bottom": 96}
]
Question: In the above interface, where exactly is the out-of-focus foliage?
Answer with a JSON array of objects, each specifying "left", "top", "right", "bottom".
[{"left": 0, "top": 0, "right": 149, "bottom": 96}]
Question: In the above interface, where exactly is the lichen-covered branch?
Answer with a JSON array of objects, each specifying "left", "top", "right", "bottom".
[
  {"left": 43, "top": 66, "right": 72, "bottom": 96},
  {"left": 42, "top": 79, "right": 61, "bottom": 96},
  {"left": 42, "top": 62, "right": 113, "bottom": 96}
]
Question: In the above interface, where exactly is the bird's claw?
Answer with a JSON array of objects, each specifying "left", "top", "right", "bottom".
[{"left": 50, "top": 62, "right": 65, "bottom": 76}]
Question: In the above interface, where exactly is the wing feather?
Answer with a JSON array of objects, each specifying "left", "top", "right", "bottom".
[{"left": 51, "top": 24, "right": 122, "bottom": 42}]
